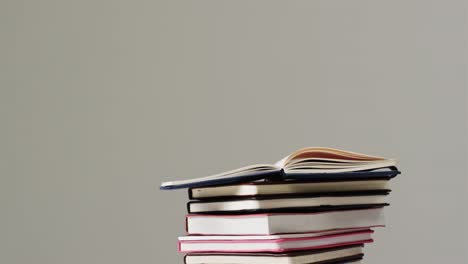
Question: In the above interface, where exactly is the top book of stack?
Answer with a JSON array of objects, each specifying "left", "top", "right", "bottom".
[{"left": 160, "top": 147, "right": 400, "bottom": 190}]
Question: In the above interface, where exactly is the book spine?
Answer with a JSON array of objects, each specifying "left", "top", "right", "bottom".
[
  {"left": 186, "top": 202, "right": 192, "bottom": 214},
  {"left": 264, "top": 168, "right": 285, "bottom": 182},
  {"left": 188, "top": 188, "right": 194, "bottom": 200}
]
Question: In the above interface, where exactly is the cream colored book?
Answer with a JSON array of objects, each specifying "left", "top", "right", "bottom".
[
  {"left": 184, "top": 245, "right": 364, "bottom": 264},
  {"left": 189, "top": 179, "right": 390, "bottom": 199}
]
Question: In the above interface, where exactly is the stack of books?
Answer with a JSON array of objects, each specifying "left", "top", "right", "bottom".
[{"left": 161, "top": 147, "right": 400, "bottom": 264}]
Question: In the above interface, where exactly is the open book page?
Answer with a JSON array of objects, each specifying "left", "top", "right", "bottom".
[
  {"left": 283, "top": 147, "right": 387, "bottom": 163},
  {"left": 275, "top": 147, "right": 396, "bottom": 173},
  {"left": 160, "top": 164, "right": 279, "bottom": 189}
]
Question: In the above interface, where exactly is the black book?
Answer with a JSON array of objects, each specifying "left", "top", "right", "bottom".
[
  {"left": 188, "top": 179, "right": 391, "bottom": 200},
  {"left": 187, "top": 190, "right": 390, "bottom": 214}
]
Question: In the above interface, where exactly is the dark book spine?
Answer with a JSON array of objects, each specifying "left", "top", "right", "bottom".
[
  {"left": 186, "top": 202, "right": 192, "bottom": 214},
  {"left": 265, "top": 168, "right": 286, "bottom": 182},
  {"left": 188, "top": 188, "right": 194, "bottom": 200}
]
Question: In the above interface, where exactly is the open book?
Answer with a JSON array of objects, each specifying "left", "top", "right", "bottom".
[{"left": 160, "top": 147, "right": 399, "bottom": 190}]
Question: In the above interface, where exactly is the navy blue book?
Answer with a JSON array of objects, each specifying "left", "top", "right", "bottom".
[{"left": 160, "top": 147, "right": 400, "bottom": 190}]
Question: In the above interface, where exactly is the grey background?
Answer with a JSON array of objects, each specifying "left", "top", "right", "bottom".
[{"left": 1, "top": 0, "right": 467, "bottom": 263}]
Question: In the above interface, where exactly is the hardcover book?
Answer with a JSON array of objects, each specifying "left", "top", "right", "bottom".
[
  {"left": 186, "top": 208, "right": 385, "bottom": 235},
  {"left": 188, "top": 179, "right": 391, "bottom": 200},
  {"left": 179, "top": 230, "right": 373, "bottom": 253},
  {"left": 183, "top": 245, "right": 364, "bottom": 264},
  {"left": 161, "top": 147, "right": 399, "bottom": 190},
  {"left": 187, "top": 190, "right": 389, "bottom": 214}
]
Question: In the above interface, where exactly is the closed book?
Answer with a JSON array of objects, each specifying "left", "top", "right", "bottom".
[
  {"left": 186, "top": 208, "right": 385, "bottom": 235},
  {"left": 189, "top": 179, "right": 390, "bottom": 200},
  {"left": 184, "top": 245, "right": 364, "bottom": 264},
  {"left": 179, "top": 229, "right": 373, "bottom": 253},
  {"left": 187, "top": 190, "right": 389, "bottom": 214}
]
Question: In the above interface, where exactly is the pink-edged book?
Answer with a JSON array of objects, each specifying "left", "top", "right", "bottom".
[{"left": 179, "top": 229, "right": 374, "bottom": 253}]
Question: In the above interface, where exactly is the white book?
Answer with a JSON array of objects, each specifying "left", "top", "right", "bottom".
[{"left": 186, "top": 208, "right": 385, "bottom": 235}]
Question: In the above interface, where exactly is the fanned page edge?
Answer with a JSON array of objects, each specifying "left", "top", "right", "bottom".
[
  {"left": 279, "top": 147, "right": 391, "bottom": 167},
  {"left": 283, "top": 160, "right": 397, "bottom": 174}
]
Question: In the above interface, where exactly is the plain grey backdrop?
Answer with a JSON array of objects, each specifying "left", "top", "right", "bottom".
[{"left": 1, "top": 0, "right": 467, "bottom": 263}]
